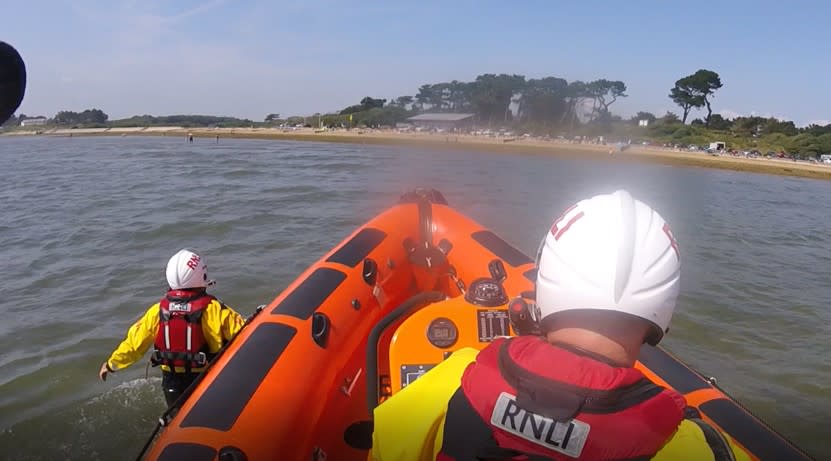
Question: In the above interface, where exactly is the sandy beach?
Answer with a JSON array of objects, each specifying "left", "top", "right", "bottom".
[{"left": 6, "top": 126, "right": 831, "bottom": 181}]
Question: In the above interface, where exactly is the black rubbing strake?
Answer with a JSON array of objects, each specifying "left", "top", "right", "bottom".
[
  {"left": 325, "top": 228, "right": 387, "bottom": 268},
  {"left": 637, "top": 345, "right": 709, "bottom": 394},
  {"left": 271, "top": 268, "right": 346, "bottom": 320},
  {"left": 699, "top": 399, "right": 815, "bottom": 461},
  {"left": 180, "top": 323, "right": 297, "bottom": 431}
]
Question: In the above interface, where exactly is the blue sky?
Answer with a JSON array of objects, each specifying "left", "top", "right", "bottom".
[{"left": 3, "top": 0, "right": 830, "bottom": 125}]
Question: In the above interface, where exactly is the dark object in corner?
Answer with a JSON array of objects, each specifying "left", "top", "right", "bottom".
[{"left": 0, "top": 41, "right": 26, "bottom": 125}]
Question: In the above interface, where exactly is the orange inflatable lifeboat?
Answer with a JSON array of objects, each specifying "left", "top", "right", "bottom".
[{"left": 136, "top": 189, "right": 813, "bottom": 461}]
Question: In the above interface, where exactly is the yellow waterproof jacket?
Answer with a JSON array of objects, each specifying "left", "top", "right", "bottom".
[
  {"left": 106, "top": 297, "right": 245, "bottom": 373},
  {"left": 371, "top": 348, "right": 751, "bottom": 461}
]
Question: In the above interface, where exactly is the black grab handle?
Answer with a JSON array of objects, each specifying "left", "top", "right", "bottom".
[{"left": 365, "top": 291, "right": 446, "bottom": 415}]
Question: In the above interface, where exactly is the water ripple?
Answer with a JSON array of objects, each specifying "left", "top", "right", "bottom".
[{"left": 0, "top": 135, "right": 829, "bottom": 459}]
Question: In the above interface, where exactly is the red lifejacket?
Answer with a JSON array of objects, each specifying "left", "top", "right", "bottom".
[
  {"left": 152, "top": 289, "right": 215, "bottom": 372},
  {"left": 437, "top": 336, "right": 687, "bottom": 461}
]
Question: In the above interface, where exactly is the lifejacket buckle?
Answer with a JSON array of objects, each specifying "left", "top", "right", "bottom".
[{"left": 195, "top": 352, "right": 207, "bottom": 367}]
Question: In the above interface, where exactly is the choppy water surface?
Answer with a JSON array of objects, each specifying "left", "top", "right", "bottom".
[{"left": 0, "top": 136, "right": 828, "bottom": 460}]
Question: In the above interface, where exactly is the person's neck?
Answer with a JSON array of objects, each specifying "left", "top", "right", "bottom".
[{"left": 546, "top": 328, "right": 642, "bottom": 367}]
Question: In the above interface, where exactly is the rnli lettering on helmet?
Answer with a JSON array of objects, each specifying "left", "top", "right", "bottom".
[
  {"left": 186, "top": 254, "right": 200, "bottom": 270},
  {"left": 662, "top": 222, "right": 680, "bottom": 259},
  {"left": 168, "top": 302, "right": 190, "bottom": 312},
  {"left": 490, "top": 392, "right": 590, "bottom": 458}
]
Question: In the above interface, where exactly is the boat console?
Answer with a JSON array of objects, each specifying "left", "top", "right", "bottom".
[{"left": 387, "top": 281, "right": 513, "bottom": 393}]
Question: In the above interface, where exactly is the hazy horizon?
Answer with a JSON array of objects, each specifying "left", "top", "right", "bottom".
[{"left": 3, "top": 0, "right": 830, "bottom": 126}]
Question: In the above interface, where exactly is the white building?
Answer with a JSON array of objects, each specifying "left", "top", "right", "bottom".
[{"left": 20, "top": 117, "right": 47, "bottom": 126}]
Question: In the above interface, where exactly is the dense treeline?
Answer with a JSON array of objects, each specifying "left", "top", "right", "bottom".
[
  {"left": 403, "top": 74, "right": 628, "bottom": 128},
  {"left": 6, "top": 69, "right": 831, "bottom": 157},
  {"left": 1, "top": 110, "right": 109, "bottom": 127},
  {"left": 310, "top": 69, "right": 829, "bottom": 156},
  {"left": 53, "top": 109, "right": 109, "bottom": 125},
  {"left": 260, "top": 74, "right": 630, "bottom": 132},
  {"left": 109, "top": 114, "right": 255, "bottom": 128},
  {"left": 2, "top": 109, "right": 255, "bottom": 128}
]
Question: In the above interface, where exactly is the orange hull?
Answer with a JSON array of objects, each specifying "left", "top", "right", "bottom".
[{"left": 138, "top": 189, "right": 812, "bottom": 461}]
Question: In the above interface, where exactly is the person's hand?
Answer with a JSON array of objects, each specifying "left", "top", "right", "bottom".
[{"left": 98, "top": 361, "right": 112, "bottom": 381}]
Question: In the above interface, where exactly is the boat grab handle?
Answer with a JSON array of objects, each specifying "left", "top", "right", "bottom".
[{"left": 365, "top": 291, "right": 446, "bottom": 414}]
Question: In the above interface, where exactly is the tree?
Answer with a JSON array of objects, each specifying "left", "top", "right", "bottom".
[
  {"left": 52, "top": 108, "right": 109, "bottom": 126},
  {"left": 391, "top": 96, "right": 413, "bottom": 109},
  {"left": 632, "top": 111, "right": 656, "bottom": 124},
  {"left": 359, "top": 97, "right": 386, "bottom": 110},
  {"left": 562, "top": 80, "right": 589, "bottom": 128},
  {"left": 801, "top": 123, "right": 831, "bottom": 136},
  {"left": 731, "top": 116, "right": 765, "bottom": 137},
  {"left": 669, "top": 70, "right": 722, "bottom": 126},
  {"left": 446, "top": 80, "right": 471, "bottom": 112},
  {"left": 587, "top": 79, "right": 627, "bottom": 120},
  {"left": 707, "top": 113, "right": 732, "bottom": 131},
  {"left": 339, "top": 96, "right": 387, "bottom": 115},
  {"left": 415, "top": 84, "right": 442, "bottom": 111},
  {"left": 265, "top": 113, "right": 280, "bottom": 122},
  {"left": 660, "top": 111, "right": 681, "bottom": 124},
  {"left": 687, "top": 70, "right": 723, "bottom": 127},
  {"left": 669, "top": 78, "right": 704, "bottom": 124},
  {"left": 517, "top": 77, "right": 568, "bottom": 126},
  {"left": 763, "top": 117, "right": 797, "bottom": 136},
  {"left": 469, "top": 74, "right": 526, "bottom": 124}
]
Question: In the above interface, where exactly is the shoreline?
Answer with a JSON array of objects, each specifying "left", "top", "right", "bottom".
[{"left": 5, "top": 126, "right": 831, "bottom": 181}]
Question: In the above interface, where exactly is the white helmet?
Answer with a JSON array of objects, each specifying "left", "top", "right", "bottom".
[
  {"left": 534, "top": 190, "right": 681, "bottom": 345},
  {"left": 166, "top": 249, "right": 212, "bottom": 290}
]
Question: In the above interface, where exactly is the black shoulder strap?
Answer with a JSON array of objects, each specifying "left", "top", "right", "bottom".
[
  {"left": 497, "top": 338, "right": 664, "bottom": 420},
  {"left": 684, "top": 407, "right": 736, "bottom": 461},
  {"left": 440, "top": 387, "right": 551, "bottom": 461}
]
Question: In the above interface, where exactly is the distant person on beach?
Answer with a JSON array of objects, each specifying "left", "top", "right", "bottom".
[
  {"left": 188, "top": 133, "right": 194, "bottom": 143},
  {"left": 371, "top": 190, "right": 750, "bottom": 461},
  {"left": 216, "top": 135, "right": 219, "bottom": 143},
  {"left": 98, "top": 249, "right": 245, "bottom": 407}
]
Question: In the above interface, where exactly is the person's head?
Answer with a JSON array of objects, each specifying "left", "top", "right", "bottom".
[
  {"left": 534, "top": 190, "right": 681, "bottom": 355},
  {"left": 166, "top": 249, "right": 213, "bottom": 290}
]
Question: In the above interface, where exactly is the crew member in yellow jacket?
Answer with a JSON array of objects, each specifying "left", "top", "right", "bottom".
[
  {"left": 372, "top": 191, "right": 751, "bottom": 461},
  {"left": 98, "top": 249, "right": 245, "bottom": 406}
]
